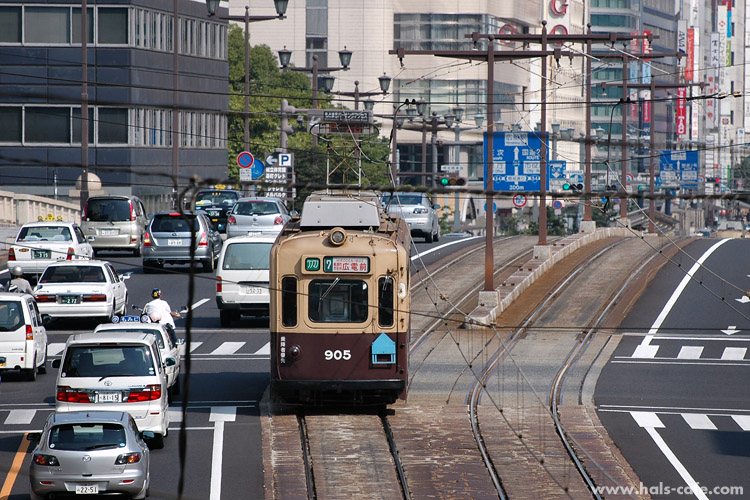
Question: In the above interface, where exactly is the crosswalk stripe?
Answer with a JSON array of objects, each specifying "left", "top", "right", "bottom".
[
  {"left": 210, "top": 342, "right": 245, "bottom": 355},
  {"left": 189, "top": 342, "right": 204, "bottom": 353},
  {"left": 731, "top": 415, "right": 750, "bottom": 431},
  {"left": 677, "top": 346, "right": 703, "bottom": 359},
  {"left": 631, "top": 411, "right": 665, "bottom": 428},
  {"left": 47, "top": 343, "right": 66, "bottom": 356},
  {"left": 5, "top": 410, "right": 36, "bottom": 425},
  {"left": 721, "top": 347, "right": 747, "bottom": 360},
  {"left": 682, "top": 413, "right": 717, "bottom": 430},
  {"left": 254, "top": 342, "right": 270, "bottom": 355},
  {"left": 168, "top": 408, "right": 183, "bottom": 424}
]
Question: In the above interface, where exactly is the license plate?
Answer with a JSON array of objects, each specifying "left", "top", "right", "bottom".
[
  {"left": 33, "top": 250, "right": 50, "bottom": 259},
  {"left": 100, "top": 229, "right": 118, "bottom": 236},
  {"left": 242, "top": 286, "right": 263, "bottom": 295},
  {"left": 97, "top": 391, "right": 121, "bottom": 403},
  {"left": 207, "top": 211, "right": 221, "bottom": 217},
  {"left": 60, "top": 295, "right": 80, "bottom": 305},
  {"left": 75, "top": 484, "right": 99, "bottom": 494},
  {"left": 247, "top": 231, "right": 261, "bottom": 236},
  {"left": 168, "top": 239, "right": 182, "bottom": 246}
]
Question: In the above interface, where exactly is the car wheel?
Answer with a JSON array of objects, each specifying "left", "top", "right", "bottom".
[
  {"left": 133, "top": 242, "right": 142, "bottom": 257},
  {"left": 121, "top": 294, "right": 128, "bottom": 315},
  {"left": 37, "top": 354, "right": 46, "bottom": 375},
  {"left": 172, "top": 376, "right": 181, "bottom": 395},
  {"left": 220, "top": 310, "right": 232, "bottom": 328},
  {"left": 434, "top": 228, "right": 440, "bottom": 242},
  {"left": 425, "top": 231, "right": 433, "bottom": 243},
  {"left": 148, "top": 433, "right": 165, "bottom": 450},
  {"left": 202, "top": 251, "right": 215, "bottom": 273},
  {"left": 26, "top": 356, "right": 37, "bottom": 381}
]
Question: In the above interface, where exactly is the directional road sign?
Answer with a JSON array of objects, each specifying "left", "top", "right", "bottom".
[
  {"left": 659, "top": 150, "right": 699, "bottom": 190},
  {"left": 485, "top": 132, "right": 549, "bottom": 192}
]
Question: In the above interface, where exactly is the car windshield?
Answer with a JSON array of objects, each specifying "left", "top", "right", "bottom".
[
  {"left": 0, "top": 301, "right": 23, "bottom": 332},
  {"left": 382, "top": 194, "right": 425, "bottom": 206},
  {"left": 85, "top": 199, "right": 131, "bottom": 222},
  {"left": 49, "top": 423, "right": 127, "bottom": 451},
  {"left": 61, "top": 345, "right": 155, "bottom": 377},
  {"left": 222, "top": 242, "right": 273, "bottom": 270},
  {"left": 232, "top": 201, "right": 280, "bottom": 216},
  {"left": 17, "top": 226, "right": 72, "bottom": 242},
  {"left": 195, "top": 191, "right": 239, "bottom": 206},
  {"left": 40, "top": 266, "right": 105, "bottom": 284},
  {"left": 151, "top": 215, "right": 199, "bottom": 233}
]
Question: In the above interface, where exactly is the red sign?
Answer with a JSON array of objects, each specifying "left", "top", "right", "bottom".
[
  {"left": 685, "top": 29, "right": 695, "bottom": 80},
  {"left": 549, "top": 0, "right": 568, "bottom": 16},
  {"left": 237, "top": 151, "right": 254, "bottom": 169},
  {"left": 676, "top": 88, "right": 687, "bottom": 135},
  {"left": 643, "top": 30, "right": 652, "bottom": 57}
]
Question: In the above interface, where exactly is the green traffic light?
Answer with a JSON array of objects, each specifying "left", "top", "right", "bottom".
[
  {"left": 440, "top": 177, "right": 450, "bottom": 186},
  {"left": 563, "top": 182, "right": 571, "bottom": 190}
]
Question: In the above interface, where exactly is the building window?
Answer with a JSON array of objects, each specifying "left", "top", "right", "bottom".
[
  {"left": 25, "top": 7, "right": 70, "bottom": 43},
  {"left": 72, "top": 108, "right": 94, "bottom": 144},
  {"left": 72, "top": 7, "right": 94, "bottom": 44},
  {"left": 0, "top": 7, "right": 22, "bottom": 43},
  {"left": 0, "top": 108, "right": 22, "bottom": 143},
  {"left": 26, "top": 107, "right": 70, "bottom": 143},
  {"left": 98, "top": 108, "right": 128, "bottom": 144}
]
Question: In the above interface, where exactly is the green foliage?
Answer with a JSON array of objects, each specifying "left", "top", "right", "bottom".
[
  {"left": 226, "top": 25, "right": 392, "bottom": 208},
  {"left": 525, "top": 206, "right": 568, "bottom": 235}
]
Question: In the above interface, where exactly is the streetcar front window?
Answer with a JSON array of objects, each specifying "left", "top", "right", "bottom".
[
  {"left": 309, "top": 279, "right": 368, "bottom": 323},
  {"left": 281, "top": 277, "right": 297, "bottom": 327},
  {"left": 378, "top": 277, "right": 394, "bottom": 327}
]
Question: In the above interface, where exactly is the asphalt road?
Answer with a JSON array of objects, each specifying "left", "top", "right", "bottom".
[
  {"left": 0, "top": 234, "right": 478, "bottom": 499},
  {"left": 596, "top": 237, "right": 750, "bottom": 500}
]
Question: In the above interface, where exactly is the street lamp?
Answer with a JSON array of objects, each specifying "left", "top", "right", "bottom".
[
  {"left": 327, "top": 76, "right": 391, "bottom": 110},
  {"left": 205, "top": 1, "right": 287, "bottom": 163},
  {"left": 390, "top": 99, "right": 419, "bottom": 185}
]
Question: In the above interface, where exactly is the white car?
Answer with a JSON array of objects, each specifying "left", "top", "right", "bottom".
[
  {"left": 215, "top": 234, "right": 275, "bottom": 326},
  {"left": 52, "top": 332, "right": 171, "bottom": 448},
  {"left": 0, "top": 292, "right": 48, "bottom": 380},
  {"left": 8, "top": 220, "right": 94, "bottom": 278},
  {"left": 33, "top": 261, "right": 128, "bottom": 320},
  {"left": 94, "top": 320, "right": 185, "bottom": 398}
]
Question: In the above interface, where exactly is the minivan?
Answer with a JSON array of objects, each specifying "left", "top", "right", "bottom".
[
  {"left": 215, "top": 234, "right": 276, "bottom": 326},
  {"left": 81, "top": 196, "right": 149, "bottom": 256},
  {"left": 0, "top": 292, "right": 48, "bottom": 380}
]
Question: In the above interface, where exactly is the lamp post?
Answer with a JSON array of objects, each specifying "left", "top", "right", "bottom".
[
  {"left": 206, "top": 1, "right": 287, "bottom": 161},
  {"left": 329, "top": 75, "right": 391, "bottom": 110},
  {"left": 80, "top": 0, "right": 89, "bottom": 214}
]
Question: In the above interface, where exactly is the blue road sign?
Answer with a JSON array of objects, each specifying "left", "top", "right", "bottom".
[
  {"left": 251, "top": 159, "right": 265, "bottom": 179},
  {"left": 659, "top": 150, "right": 699, "bottom": 190},
  {"left": 484, "top": 132, "right": 550, "bottom": 192}
]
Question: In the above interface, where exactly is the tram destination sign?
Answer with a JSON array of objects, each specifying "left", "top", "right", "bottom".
[{"left": 324, "top": 256, "right": 370, "bottom": 273}]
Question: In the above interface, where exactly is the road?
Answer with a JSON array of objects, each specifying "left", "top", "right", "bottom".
[
  {"left": 0, "top": 234, "right": 478, "bottom": 499},
  {"left": 596, "top": 238, "right": 750, "bottom": 499}
]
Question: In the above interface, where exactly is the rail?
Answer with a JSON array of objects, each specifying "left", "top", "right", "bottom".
[{"left": 0, "top": 190, "right": 80, "bottom": 226}]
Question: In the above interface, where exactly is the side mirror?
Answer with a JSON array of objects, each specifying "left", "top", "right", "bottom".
[
  {"left": 87, "top": 235, "right": 96, "bottom": 241},
  {"left": 121, "top": 272, "right": 132, "bottom": 280},
  {"left": 27, "top": 432, "right": 42, "bottom": 441},
  {"left": 432, "top": 204, "right": 440, "bottom": 210},
  {"left": 290, "top": 210, "right": 300, "bottom": 217},
  {"left": 140, "top": 430, "right": 155, "bottom": 442},
  {"left": 52, "top": 359, "right": 61, "bottom": 369},
  {"left": 41, "top": 314, "right": 52, "bottom": 326},
  {"left": 175, "top": 338, "right": 185, "bottom": 345},
  {"left": 165, "top": 357, "right": 176, "bottom": 367}
]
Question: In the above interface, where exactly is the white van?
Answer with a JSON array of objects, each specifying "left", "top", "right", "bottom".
[
  {"left": 215, "top": 234, "right": 276, "bottom": 326},
  {"left": 0, "top": 292, "right": 48, "bottom": 380},
  {"left": 52, "top": 332, "right": 171, "bottom": 448}
]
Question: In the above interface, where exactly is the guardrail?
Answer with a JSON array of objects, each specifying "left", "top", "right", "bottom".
[{"left": 0, "top": 190, "right": 80, "bottom": 226}]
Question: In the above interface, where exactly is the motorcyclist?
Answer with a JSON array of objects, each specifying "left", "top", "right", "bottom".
[
  {"left": 7, "top": 266, "right": 32, "bottom": 294},
  {"left": 143, "top": 288, "right": 181, "bottom": 330}
]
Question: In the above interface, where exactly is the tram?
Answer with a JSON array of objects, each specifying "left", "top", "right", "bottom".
[{"left": 269, "top": 191, "right": 411, "bottom": 405}]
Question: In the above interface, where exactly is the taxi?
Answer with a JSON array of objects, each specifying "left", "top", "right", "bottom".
[
  {"left": 94, "top": 319, "right": 185, "bottom": 400},
  {"left": 8, "top": 216, "right": 93, "bottom": 278},
  {"left": 193, "top": 185, "right": 242, "bottom": 233}
]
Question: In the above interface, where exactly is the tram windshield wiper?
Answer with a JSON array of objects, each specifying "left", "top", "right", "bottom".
[{"left": 320, "top": 277, "right": 340, "bottom": 300}]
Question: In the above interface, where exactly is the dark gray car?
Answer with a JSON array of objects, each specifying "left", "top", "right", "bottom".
[{"left": 142, "top": 211, "right": 222, "bottom": 272}]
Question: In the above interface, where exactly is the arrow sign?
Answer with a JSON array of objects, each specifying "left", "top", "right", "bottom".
[
  {"left": 721, "top": 325, "right": 741, "bottom": 335},
  {"left": 735, "top": 296, "right": 750, "bottom": 304}
]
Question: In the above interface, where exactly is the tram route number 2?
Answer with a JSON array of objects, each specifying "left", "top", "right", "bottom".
[{"left": 325, "top": 349, "right": 351, "bottom": 361}]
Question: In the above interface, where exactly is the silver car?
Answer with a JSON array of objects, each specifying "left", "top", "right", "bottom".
[
  {"left": 143, "top": 211, "right": 223, "bottom": 273},
  {"left": 81, "top": 195, "right": 149, "bottom": 256},
  {"left": 382, "top": 193, "right": 441, "bottom": 243},
  {"left": 28, "top": 411, "right": 151, "bottom": 500},
  {"left": 226, "top": 197, "right": 291, "bottom": 238}
]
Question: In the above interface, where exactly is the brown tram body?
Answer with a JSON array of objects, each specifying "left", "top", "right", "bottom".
[{"left": 269, "top": 191, "right": 411, "bottom": 405}]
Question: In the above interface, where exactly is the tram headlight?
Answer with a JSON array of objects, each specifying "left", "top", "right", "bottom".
[
  {"left": 289, "top": 345, "right": 302, "bottom": 360},
  {"left": 329, "top": 227, "right": 347, "bottom": 246}
]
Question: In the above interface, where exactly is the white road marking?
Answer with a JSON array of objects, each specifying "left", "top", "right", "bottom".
[
  {"left": 721, "top": 347, "right": 747, "bottom": 360},
  {"left": 721, "top": 325, "right": 741, "bottom": 335},
  {"left": 677, "top": 346, "right": 703, "bottom": 359},
  {"left": 410, "top": 236, "right": 482, "bottom": 261},
  {"left": 0, "top": 269, "right": 7, "bottom": 275},
  {"left": 188, "top": 298, "right": 210, "bottom": 311},
  {"left": 4, "top": 410, "right": 36, "bottom": 425},
  {"left": 47, "top": 343, "right": 66, "bottom": 356},
  {"left": 731, "top": 415, "right": 750, "bottom": 431},
  {"left": 168, "top": 408, "right": 183, "bottom": 424},
  {"left": 210, "top": 342, "right": 245, "bottom": 355},
  {"left": 643, "top": 426, "right": 709, "bottom": 500},
  {"left": 681, "top": 413, "right": 717, "bottom": 430},
  {"left": 209, "top": 407, "right": 236, "bottom": 500},
  {"left": 189, "top": 342, "right": 204, "bottom": 353},
  {"left": 254, "top": 342, "right": 270, "bottom": 355},
  {"left": 630, "top": 411, "right": 665, "bottom": 428},
  {"left": 632, "top": 239, "right": 730, "bottom": 358}
]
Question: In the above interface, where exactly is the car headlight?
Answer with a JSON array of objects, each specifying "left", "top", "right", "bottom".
[{"left": 413, "top": 207, "right": 429, "bottom": 214}]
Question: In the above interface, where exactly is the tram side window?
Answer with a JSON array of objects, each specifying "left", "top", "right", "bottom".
[
  {"left": 309, "top": 279, "right": 368, "bottom": 323},
  {"left": 281, "top": 277, "right": 297, "bottom": 327},
  {"left": 378, "top": 277, "right": 394, "bottom": 327}
]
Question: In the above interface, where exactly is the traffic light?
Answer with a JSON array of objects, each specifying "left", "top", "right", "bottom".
[
  {"left": 438, "top": 174, "right": 466, "bottom": 186},
  {"left": 562, "top": 180, "right": 583, "bottom": 193},
  {"left": 605, "top": 184, "right": 618, "bottom": 192}
]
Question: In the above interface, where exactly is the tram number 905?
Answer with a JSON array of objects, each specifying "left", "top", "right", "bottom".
[{"left": 324, "top": 349, "right": 351, "bottom": 361}]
